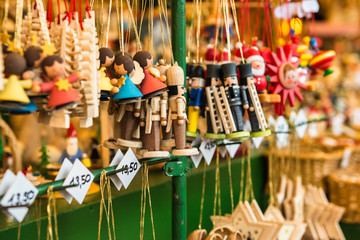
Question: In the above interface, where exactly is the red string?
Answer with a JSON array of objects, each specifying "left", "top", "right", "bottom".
[
  {"left": 253, "top": 0, "right": 260, "bottom": 38},
  {"left": 311, "top": 12, "right": 317, "bottom": 38},
  {"left": 85, "top": 0, "right": 92, "bottom": 18},
  {"left": 245, "top": 0, "right": 251, "bottom": 46},
  {"left": 57, "top": 0, "right": 61, "bottom": 24},
  {"left": 270, "top": 0, "right": 279, "bottom": 41},
  {"left": 78, "top": 0, "right": 83, "bottom": 29},
  {"left": 265, "top": 0, "right": 274, "bottom": 51},
  {"left": 47, "top": 0, "right": 53, "bottom": 28},
  {"left": 62, "top": 0, "right": 71, "bottom": 24}
]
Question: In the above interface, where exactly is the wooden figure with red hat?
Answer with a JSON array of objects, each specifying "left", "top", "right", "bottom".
[
  {"left": 237, "top": 63, "right": 271, "bottom": 137},
  {"left": 217, "top": 48, "right": 230, "bottom": 64},
  {"left": 246, "top": 46, "right": 280, "bottom": 103},
  {"left": 187, "top": 65, "right": 206, "bottom": 138},
  {"left": 59, "top": 123, "right": 84, "bottom": 163},
  {"left": 166, "top": 63, "right": 198, "bottom": 156},
  {"left": 32, "top": 55, "right": 81, "bottom": 109},
  {"left": 204, "top": 44, "right": 220, "bottom": 65},
  {"left": 220, "top": 62, "right": 250, "bottom": 140}
]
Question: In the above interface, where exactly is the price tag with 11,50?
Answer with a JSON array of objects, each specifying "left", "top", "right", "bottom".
[
  {"left": 63, "top": 159, "right": 94, "bottom": 204},
  {"left": 115, "top": 148, "right": 141, "bottom": 189},
  {"left": 0, "top": 172, "right": 39, "bottom": 222}
]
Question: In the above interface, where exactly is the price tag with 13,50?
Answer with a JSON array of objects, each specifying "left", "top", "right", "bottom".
[
  {"left": 199, "top": 138, "right": 217, "bottom": 165},
  {"left": 109, "top": 150, "right": 124, "bottom": 190},
  {"left": 0, "top": 172, "right": 39, "bottom": 222},
  {"left": 63, "top": 159, "right": 94, "bottom": 204},
  {"left": 55, "top": 158, "right": 74, "bottom": 204},
  {"left": 116, "top": 148, "right": 141, "bottom": 189}
]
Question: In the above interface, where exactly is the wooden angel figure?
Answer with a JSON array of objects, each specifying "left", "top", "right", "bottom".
[
  {"left": 166, "top": 63, "right": 198, "bottom": 156},
  {"left": 133, "top": 51, "right": 167, "bottom": 98},
  {"left": 98, "top": 47, "right": 116, "bottom": 96},
  {"left": 237, "top": 63, "right": 271, "bottom": 137},
  {"left": 22, "top": 46, "right": 46, "bottom": 81},
  {"left": 186, "top": 65, "right": 205, "bottom": 138},
  {"left": 0, "top": 53, "right": 37, "bottom": 113},
  {"left": 31, "top": 55, "right": 81, "bottom": 109},
  {"left": 112, "top": 54, "right": 143, "bottom": 149},
  {"left": 221, "top": 62, "right": 250, "bottom": 140}
]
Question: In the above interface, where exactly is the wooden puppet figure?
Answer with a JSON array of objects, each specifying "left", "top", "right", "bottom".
[
  {"left": 22, "top": 46, "right": 46, "bottom": 81},
  {"left": 0, "top": 53, "right": 37, "bottom": 113},
  {"left": 237, "top": 63, "right": 270, "bottom": 137},
  {"left": 203, "top": 64, "right": 226, "bottom": 139},
  {"left": 98, "top": 47, "right": 116, "bottom": 95},
  {"left": 32, "top": 55, "right": 81, "bottom": 109},
  {"left": 155, "top": 59, "right": 174, "bottom": 147},
  {"left": 59, "top": 123, "right": 84, "bottom": 163},
  {"left": 133, "top": 51, "right": 167, "bottom": 97},
  {"left": 245, "top": 47, "right": 267, "bottom": 93},
  {"left": 112, "top": 54, "right": 143, "bottom": 148},
  {"left": 221, "top": 62, "right": 250, "bottom": 140},
  {"left": 187, "top": 65, "right": 205, "bottom": 138},
  {"left": 166, "top": 64, "right": 198, "bottom": 156}
]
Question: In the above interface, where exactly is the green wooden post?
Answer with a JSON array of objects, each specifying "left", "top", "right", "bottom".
[{"left": 171, "top": 0, "right": 187, "bottom": 239}]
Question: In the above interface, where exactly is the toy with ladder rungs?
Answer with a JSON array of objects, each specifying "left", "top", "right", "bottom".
[
  {"left": 203, "top": 65, "right": 226, "bottom": 139},
  {"left": 220, "top": 63, "right": 250, "bottom": 140},
  {"left": 238, "top": 63, "right": 271, "bottom": 138}
]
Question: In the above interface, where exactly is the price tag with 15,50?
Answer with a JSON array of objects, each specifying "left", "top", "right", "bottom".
[
  {"left": 115, "top": 148, "right": 141, "bottom": 189},
  {"left": 0, "top": 172, "right": 38, "bottom": 222},
  {"left": 63, "top": 159, "right": 94, "bottom": 204}
]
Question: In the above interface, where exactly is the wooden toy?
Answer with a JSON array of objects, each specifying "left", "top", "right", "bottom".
[
  {"left": 155, "top": 59, "right": 175, "bottom": 148},
  {"left": 267, "top": 46, "right": 307, "bottom": 115},
  {"left": 221, "top": 62, "right": 250, "bottom": 140},
  {"left": 22, "top": 46, "right": 46, "bottom": 81},
  {"left": 166, "top": 63, "right": 198, "bottom": 156},
  {"left": 203, "top": 64, "right": 226, "bottom": 139},
  {"left": 204, "top": 44, "right": 219, "bottom": 65},
  {"left": 245, "top": 46, "right": 280, "bottom": 103},
  {"left": 98, "top": 47, "right": 116, "bottom": 94},
  {"left": 309, "top": 50, "right": 336, "bottom": 76},
  {"left": 134, "top": 50, "right": 167, "bottom": 98},
  {"left": 32, "top": 55, "right": 81, "bottom": 109},
  {"left": 59, "top": 123, "right": 84, "bottom": 163},
  {"left": 187, "top": 65, "right": 205, "bottom": 138},
  {"left": 237, "top": 63, "right": 271, "bottom": 137}
]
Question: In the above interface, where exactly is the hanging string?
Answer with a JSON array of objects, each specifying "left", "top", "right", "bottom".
[
  {"left": 98, "top": 171, "right": 112, "bottom": 240},
  {"left": 253, "top": 0, "right": 260, "bottom": 38},
  {"left": 223, "top": 0, "right": 231, "bottom": 60},
  {"left": 269, "top": 0, "right": 279, "bottom": 45},
  {"left": 36, "top": 199, "right": 42, "bottom": 240},
  {"left": 125, "top": 0, "right": 142, "bottom": 50},
  {"left": 145, "top": 164, "right": 156, "bottom": 240},
  {"left": 239, "top": 0, "right": 245, "bottom": 43},
  {"left": 158, "top": 0, "right": 166, "bottom": 58},
  {"left": 226, "top": 152, "right": 234, "bottom": 212},
  {"left": 1, "top": 0, "right": 9, "bottom": 33},
  {"left": 187, "top": 0, "right": 196, "bottom": 61},
  {"left": 47, "top": 186, "right": 59, "bottom": 240},
  {"left": 228, "top": 0, "right": 244, "bottom": 61},
  {"left": 138, "top": 0, "right": 148, "bottom": 40},
  {"left": 105, "top": 0, "right": 113, "bottom": 47},
  {"left": 17, "top": 223, "right": 21, "bottom": 240},
  {"left": 198, "top": 161, "right": 207, "bottom": 229},
  {"left": 158, "top": 0, "right": 174, "bottom": 64},
  {"left": 264, "top": 0, "right": 274, "bottom": 51},
  {"left": 47, "top": 0, "right": 53, "bottom": 27},
  {"left": 245, "top": 0, "right": 251, "bottom": 45},
  {"left": 13, "top": 0, "right": 24, "bottom": 52},
  {"left": 213, "top": 149, "right": 221, "bottom": 216},
  {"left": 139, "top": 163, "right": 147, "bottom": 240},
  {"left": 99, "top": 0, "right": 104, "bottom": 46},
  {"left": 35, "top": 0, "right": 52, "bottom": 44},
  {"left": 195, "top": 0, "right": 202, "bottom": 63},
  {"left": 239, "top": 145, "right": 246, "bottom": 203},
  {"left": 115, "top": 0, "right": 124, "bottom": 53},
  {"left": 268, "top": 139, "right": 275, "bottom": 206},
  {"left": 78, "top": 0, "right": 84, "bottom": 29},
  {"left": 212, "top": 0, "right": 222, "bottom": 63}
]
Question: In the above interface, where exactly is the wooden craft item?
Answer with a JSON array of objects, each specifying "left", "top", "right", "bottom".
[
  {"left": 205, "top": 87, "right": 224, "bottom": 134},
  {"left": 283, "top": 178, "right": 294, "bottom": 220},
  {"left": 213, "top": 86, "right": 236, "bottom": 134},
  {"left": 187, "top": 229, "right": 207, "bottom": 240}
]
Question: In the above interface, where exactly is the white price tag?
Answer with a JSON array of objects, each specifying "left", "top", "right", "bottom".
[
  {"left": 223, "top": 139, "right": 240, "bottom": 158},
  {"left": 0, "top": 172, "right": 38, "bottom": 222},
  {"left": 199, "top": 138, "right": 217, "bottom": 165},
  {"left": 219, "top": 146, "right": 227, "bottom": 158},
  {"left": 341, "top": 148, "right": 352, "bottom": 168},
  {"left": 109, "top": 150, "right": 124, "bottom": 190},
  {"left": 275, "top": 116, "right": 289, "bottom": 148},
  {"left": 332, "top": 113, "right": 345, "bottom": 136},
  {"left": 295, "top": 109, "right": 308, "bottom": 139},
  {"left": 115, "top": 148, "right": 141, "bottom": 189},
  {"left": 191, "top": 153, "right": 203, "bottom": 168},
  {"left": 0, "top": 169, "right": 16, "bottom": 196},
  {"left": 244, "top": 120, "right": 251, "bottom": 131},
  {"left": 64, "top": 159, "right": 94, "bottom": 204},
  {"left": 55, "top": 158, "right": 73, "bottom": 204},
  {"left": 191, "top": 135, "right": 202, "bottom": 147},
  {"left": 308, "top": 122, "right": 318, "bottom": 137},
  {"left": 252, "top": 137, "right": 264, "bottom": 149},
  {"left": 267, "top": 116, "right": 276, "bottom": 128},
  {"left": 289, "top": 111, "right": 297, "bottom": 124}
]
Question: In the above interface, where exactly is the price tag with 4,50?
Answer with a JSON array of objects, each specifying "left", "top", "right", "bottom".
[
  {"left": 0, "top": 172, "right": 38, "bottom": 222},
  {"left": 63, "top": 159, "right": 94, "bottom": 204},
  {"left": 199, "top": 138, "right": 217, "bottom": 165},
  {"left": 116, "top": 148, "right": 141, "bottom": 189}
]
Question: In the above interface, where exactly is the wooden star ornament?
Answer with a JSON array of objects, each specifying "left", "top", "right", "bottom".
[
  {"left": 55, "top": 78, "right": 72, "bottom": 91},
  {"left": 41, "top": 42, "right": 56, "bottom": 55}
]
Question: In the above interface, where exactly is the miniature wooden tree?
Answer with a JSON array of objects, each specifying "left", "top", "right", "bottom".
[{"left": 39, "top": 138, "right": 50, "bottom": 177}]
